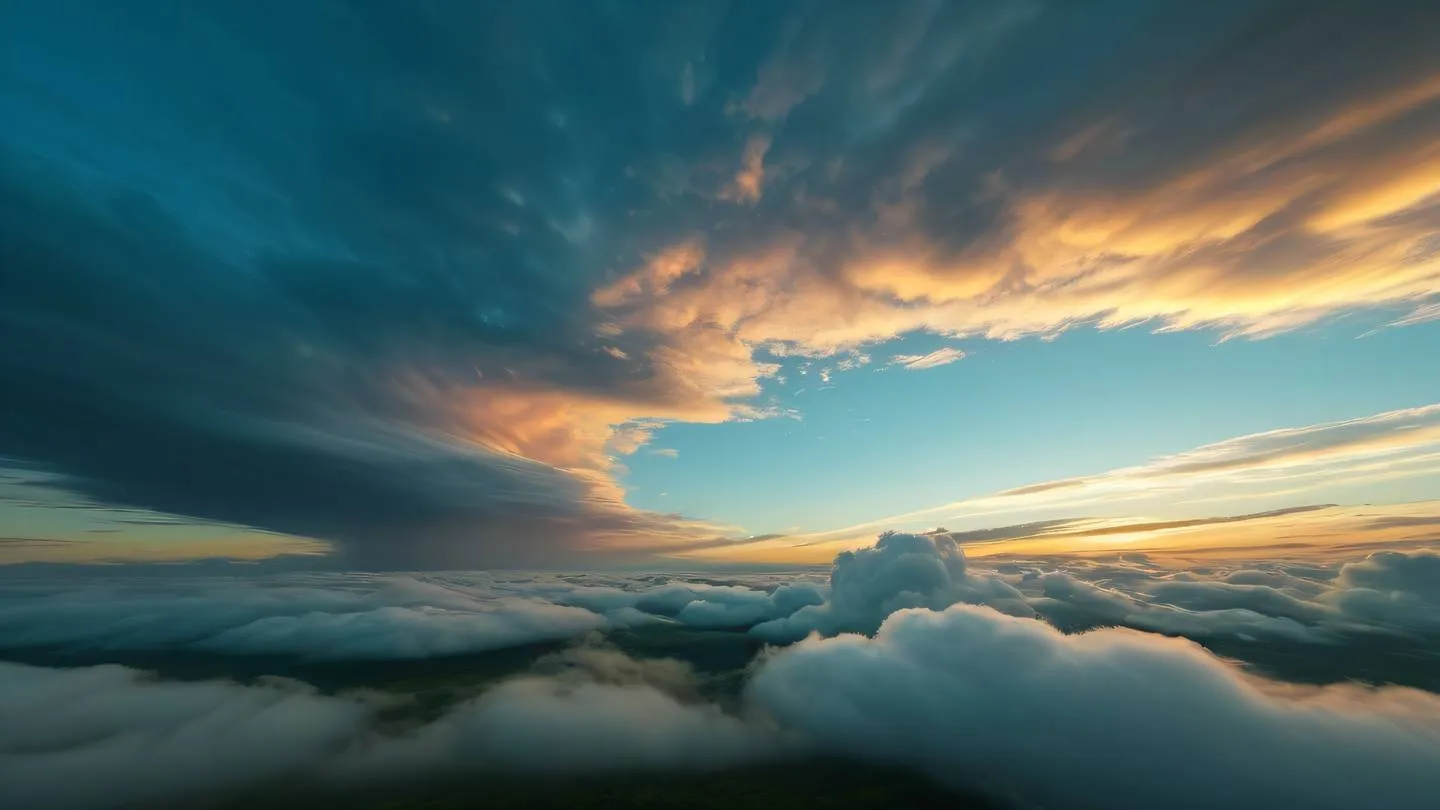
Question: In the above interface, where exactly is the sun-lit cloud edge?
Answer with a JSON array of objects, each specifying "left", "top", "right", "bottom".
[{"left": 678, "top": 404, "right": 1440, "bottom": 564}]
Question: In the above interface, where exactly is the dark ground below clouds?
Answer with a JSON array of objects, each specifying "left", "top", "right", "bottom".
[
  {"left": 204, "top": 760, "right": 1000, "bottom": 810},
  {"left": 6, "top": 617, "right": 1439, "bottom": 704},
  {"left": 0, "top": 623, "right": 772, "bottom": 710}
]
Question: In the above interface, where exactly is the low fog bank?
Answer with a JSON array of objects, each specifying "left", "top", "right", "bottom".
[
  {"left": 750, "top": 605, "right": 1440, "bottom": 810},
  {"left": 5, "top": 534, "right": 1439, "bottom": 669},
  {"left": 4, "top": 534, "right": 1440, "bottom": 809},
  {"left": 0, "top": 637, "right": 789, "bottom": 810},
  {"left": 6, "top": 609, "right": 1440, "bottom": 810}
]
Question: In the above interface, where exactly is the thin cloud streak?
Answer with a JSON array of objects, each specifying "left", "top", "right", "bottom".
[
  {"left": 688, "top": 405, "right": 1440, "bottom": 561},
  {"left": 887, "top": 348, "right": 967, "bottom": 371}
]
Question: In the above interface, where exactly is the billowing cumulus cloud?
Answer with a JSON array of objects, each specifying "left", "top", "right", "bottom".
[
  {"left": 1323, "top": 550, "right": 1440, "bottom": 632},
  {"left": 743, "top": 531, "right": 1440, "bottom": 647},
  {"left": 0, "top": 574, "right": 619, "bottom": 659},
  {"left": 3, "top": 539, "right": 1437, "bottom": 666},
  {"left": 0, "top": 662, "right": 372, "bottom": 810},
  {"left": 342, "top": 674, "right": 778, "bottom": 781},
  {"left": 557, "top": 579, "right": 826, "bottom": 629},
  {"left": 0, "top": 570, "right": 834, "bottom": 659},
  {"left": 1013, "top": 547, "right": 1440, "bottom": 650},
  {"left": 747, "top": 604, "right": 1440, "bottom": 810},
  {"left": 753, "top": 532, "right": 1030, "bottom": 641},
  {"left": 6, "top": 546, "right": 1440, "bottom": 809},
  {"left": 1031, "top": 571, "right": 1329, "bottom": 643},
  {"left": 2, "top": 2, "right": 1438, "bottom": 566},
  {"left": 0, "top": 645, "right": 784, "bottom": 810}
]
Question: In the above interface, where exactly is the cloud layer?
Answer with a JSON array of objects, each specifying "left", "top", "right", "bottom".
[
  {"left": 5, "top": 534, "right": 1438, "bottom": 672},
  {"left": 0, "top": 648, "right": 781, "bottom": 810},
  {"left": 748, "top": 604, "right": 1440, "bottom": 810},
  {"left": 6, "top": 540, "right": 1440, "bottom": 809},
  {"left": 762, "top": 404, "right": 1440, "bottom": 554},
  {"left": 4, "top": 530, "right": 1440, "bottom": 808}
]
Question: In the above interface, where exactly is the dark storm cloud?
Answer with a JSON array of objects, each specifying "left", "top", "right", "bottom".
[
  {"left": 0, "top": 1, "right": 755, "bottom": 565},
  {"left": 3, "top": 1, "right": 1439, "bottom": 566}
]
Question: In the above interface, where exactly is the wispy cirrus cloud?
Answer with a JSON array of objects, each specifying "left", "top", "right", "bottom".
[
  {"left": 886, "top": 347, "right": 967, "bottom": 371},
  {"left": 694, "top": 404, "right": 1440, "bottom": 561}
]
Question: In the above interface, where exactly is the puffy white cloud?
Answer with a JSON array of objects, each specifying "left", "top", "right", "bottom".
[
  {"left": 1012, "top": 548, "right": 1440, "bottom": 643},
  {"left": 197, "top": 600, "right": 607, "bottom": 660},
  {"left": 0, "top": 662, "right": 372, "bottom": 810},
  {"left": 752, "top": 532, "right": 1031, "bottom": 641},
  {"left": 346, "top": 677, "right": 779, "bottom": 780},
  {"left": 5, "top": 543, "right": 1440, "bottom": 810},
  {"left": 0, "top": 569, "right": 831, "bottom": 663},
  {"left": 1146, "top": 579, "right": 1332, "bottom": 624},
  {"left": 747, "top": 603, "right": 1440, "bottom": 810},
  {"left": 0, "top": 641, "right": 786, "bottom": 810},
  {"left": 530, "top": 635, "right": 703, "bottom": 699},
  {"left": 4, "top": 543, "right": 1437, "bottom": 669},
  {"left": 555, "top": 580, "right": 825, "bottom": 629},
  {"left": 0, "top": 574, "right": 613, "bottom": 659},
  {"left": 1323, "top": 551, "right": 1440, "bottom": 632},
  {"left": 1032, "top": 571, "right": 1329, "bottom": 643}
]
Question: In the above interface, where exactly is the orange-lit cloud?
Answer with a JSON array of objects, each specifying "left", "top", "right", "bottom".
[
  {"left": 682, "top": 404, "right": 1440, "bottom": 563},
  {"left": 719, "top": 135, "right": 772, "bottom": 205},
  {"left": 369, "top": 10, "right": 1440, "bottom": 562},
  {"left": 588, "top": 59, "right": 1440, "bottom": 445},
  {"left": 10, "top": 1, "right": 1438, "bottom": 568},
  {"left": 349, "top": 9, "right": 1440, "bottom": 561}
]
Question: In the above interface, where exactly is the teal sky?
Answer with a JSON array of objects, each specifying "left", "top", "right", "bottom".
[{"left": 623, "top": 317, "right": 1440, "bottom": 536}]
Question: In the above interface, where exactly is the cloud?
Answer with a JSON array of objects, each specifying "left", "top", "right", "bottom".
[
  {"left": 1324, "top": 551, "right": 1440, "bottom": 632},
  {"left": 719, "top": 135, "right": 772, "bottom": 204},
  {"left": 747, "top": 603, "right": 1440, "bottom": 810},
  {"left": 0, "top": 3, "right": 766, "bottom": 567},
  {"left": 752, "top": 532, "right": 1030, "bottom": 641},
  {"left": 555, "top": 579, "right": 825, "bottom": 630},
  {"left": 780, "top": 404, "right": 1440, "bottom": 549},
  {"left": 4, "top": 537, "right": 1440, "bottom": 808},
  {"left": 1008, "top": 546, "right": 1440, "bottom": 646},
  {"left": 886, "top": 347, "right": 967, "bottom": 370},
  {"left": 0, "top": 645, "right": 785, "bottom": 810},
  {"left": 1031, "top": 571, "right": 1329, "bottom": 643},
  {"left": 14, "top": 533, "right": 1435, "bottom": 665},
  {"left": 530, "top": 635, "right": 703, "bottom": 699},
  {"left": 0, "top": 574, "right": 619, "bottom": 659},
  {"left": 347, "top": 675, "right": 778, "bottom": 780},
  {"left": 0, "top": 569, "right": 833, "bottom": 659},
  {"left": 197, "top": 601, "right": 608, "bottom": 660},
  {"left": 596, "top": 2, "right": 1440, "bottom": 372},
  {"left": 735, "top": 528, "right": 1387, "bottom": 647},
  {"left": 0, "top": 662, "right": 372, "bottom": 810}
]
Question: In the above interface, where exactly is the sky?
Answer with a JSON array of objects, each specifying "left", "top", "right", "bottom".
[
  {"left": 2, "top": 0, "right": 1439, "bottom": 569},
  {"left": 6, "top": 7, "right": 1440, "bottom": 808}
]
